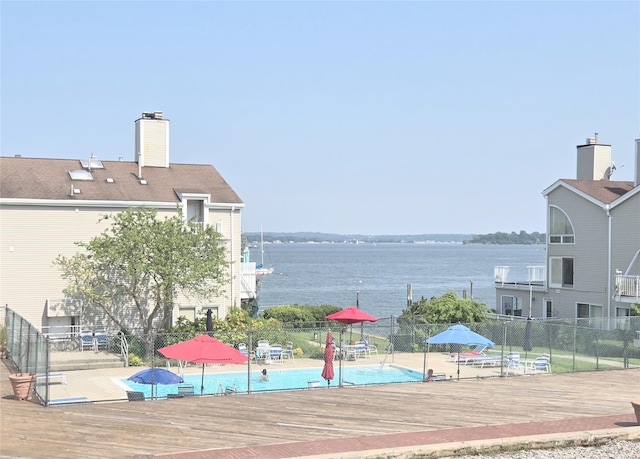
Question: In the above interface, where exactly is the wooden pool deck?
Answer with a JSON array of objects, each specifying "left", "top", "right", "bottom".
[{"left": 1, "top": 354, "right": 639, "bottom": 458}]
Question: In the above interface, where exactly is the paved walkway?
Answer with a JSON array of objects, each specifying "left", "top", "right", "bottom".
[{"left": 1, "top": 356, "right": 639, "bottom": 458}]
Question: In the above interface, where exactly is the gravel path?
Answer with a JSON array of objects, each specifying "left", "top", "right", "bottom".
[{"left": 453, "top": 440, "right": 640, "bottom": 458}]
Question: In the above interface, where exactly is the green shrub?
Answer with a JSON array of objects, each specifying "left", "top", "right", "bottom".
[
  {"left": 128, "top": 353, "right": 145, "bottom": 366},
  {"left": 263, "top": 306, "right": 316, "bottom": 328}
]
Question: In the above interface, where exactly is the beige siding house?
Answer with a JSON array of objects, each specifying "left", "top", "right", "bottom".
[
  {"left": 0, "top": 112, "right": 254, "bottom": 334},
  {"left": 495, "top": 135, "right": 640, "bottom": 326}
]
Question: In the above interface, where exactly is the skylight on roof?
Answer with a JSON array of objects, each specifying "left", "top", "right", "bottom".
[
  {"left": 69, "top": 169, "right": 93, "bottom": 181},
  {"left": 80, "top": 158, "right": 104, "bottom": 169}
]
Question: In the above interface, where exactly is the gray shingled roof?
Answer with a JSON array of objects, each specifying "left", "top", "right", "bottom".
[
  {"left": 561, "top": 179, "right": 634, "bottom": 205},
  {"left": 0, "top": 156, "right": 243, "bottom": 204}
]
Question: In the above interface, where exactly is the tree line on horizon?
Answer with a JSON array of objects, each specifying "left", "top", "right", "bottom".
[
  {"left": 463, "top": 231, "right": 545, "bottom": 245},
  {"left": 244, "top": 231, "right": 545, "bottom": 244}
]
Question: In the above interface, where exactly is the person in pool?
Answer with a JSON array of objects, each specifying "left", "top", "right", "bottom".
[
  {"left": 259, "top": 368, "right": 269, "bottom": 382},
  {"left": 424, "top": 369, "right": 435, "bottom": 382}
]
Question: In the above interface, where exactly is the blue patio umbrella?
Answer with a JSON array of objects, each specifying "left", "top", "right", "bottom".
[
  {"left": 127, "top": 368, "right": 183, "bottom": 385},
  {"left": 425, "top": 324, "right": 494, "bottom": 380}
]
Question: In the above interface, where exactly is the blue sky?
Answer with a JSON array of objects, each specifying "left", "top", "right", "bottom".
[{"left": 2, "top": 1, "right": 638, "bottom": 235}]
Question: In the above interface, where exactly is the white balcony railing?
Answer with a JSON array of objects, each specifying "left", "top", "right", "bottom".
[
  {"left": 615, "top": 274, "right": 640, "bottom": 300},
  {"left": 240, "top": 262, "right": 257, "bottom": 300},
  {"left": 494, "top": 265, "right": 547, "bottom": 288}
]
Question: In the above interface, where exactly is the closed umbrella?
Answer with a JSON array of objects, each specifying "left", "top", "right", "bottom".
[
  {"left": 321, "top": 330, "right": 335, "bottom": 388},
  {"left": 523, "top": 318, "right": 533, "bottom": 353},
  {"left": 523, "top": 318, "right": 533, "bottom": 372},
  {"left": 425, "top": 324, "right": 494, "bottom": 380},
  {"left": 206, "top": 309, "right": 213, "bottom": 336},
  {"left": 326, "top": 307, "right": 378, "bottom": 342},
  {"left": 158, "top": 334, "right": 248, "bottom": 395}
]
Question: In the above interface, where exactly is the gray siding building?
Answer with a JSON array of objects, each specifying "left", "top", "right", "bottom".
[{"left": 495, "top": 135, "right": 640, "bottom": 326}]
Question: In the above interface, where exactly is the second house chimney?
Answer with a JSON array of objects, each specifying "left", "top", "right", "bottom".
[{"left": 576, "top": 133, "right": 611, "bottom": 180}]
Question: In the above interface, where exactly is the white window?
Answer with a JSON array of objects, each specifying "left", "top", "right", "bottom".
[
  {"left": 179, "top": 194, "right": 210, "bottom": 233},
  {"left": 577, "top": 303, "right": 604, "bottom": 328},
  {"left": 177, "top": 308, "right": 196, "bottom": 322},
  {"left": 501, "top": 295, "right": 523, "bottom": 316},
  {"left": 549, "top": 206, "right": 574, "bottom": 244},
  {"left": 186, "top": 199, "right": 205, "bottom": 225},
  {"left": 549, "top": 257, "right": 574, "bottom": 288},
  {"left": 615, "top": 307, "right": 630, "bottom": 330}
]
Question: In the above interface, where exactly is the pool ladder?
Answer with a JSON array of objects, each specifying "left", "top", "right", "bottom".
[{"left": 379, "top": 343, "right": 393, "bottom": 370}]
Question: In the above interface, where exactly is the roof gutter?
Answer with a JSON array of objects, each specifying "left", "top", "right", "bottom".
[{"left": 0, "top": 198, "right": 244, "bottom": 209}]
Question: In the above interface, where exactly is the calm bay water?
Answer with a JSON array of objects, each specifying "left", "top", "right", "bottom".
[{"left": 255, "top": 243, "right": 546, "bottom": 318}]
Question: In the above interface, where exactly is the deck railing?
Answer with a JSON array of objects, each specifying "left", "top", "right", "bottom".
[
  {"left": 494, "top": 265, "right": 547, "bottom": 288},
  {"left": 615, "top": 274, "right": 640, "bottom": 300}
]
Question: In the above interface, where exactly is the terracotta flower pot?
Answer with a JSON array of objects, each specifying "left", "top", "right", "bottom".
[
  {"left": 8, "top": 373, "right": 36, "bottom": 401},
  {"left": 632, "top": 400, "right": 640, "bottom": 426}
]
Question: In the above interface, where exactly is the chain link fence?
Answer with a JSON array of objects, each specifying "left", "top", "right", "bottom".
[{"left": 4, "top": 306, "right": 640, "bottom": 406}]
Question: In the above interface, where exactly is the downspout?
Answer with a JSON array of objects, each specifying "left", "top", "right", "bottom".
[
  {"left": 230, "top": 206, "right": 235, "bottom": 311},
  {"left": 605, "top": 204, "right": 612, "bottom": 329}
]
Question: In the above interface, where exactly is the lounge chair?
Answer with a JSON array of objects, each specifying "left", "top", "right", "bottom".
[
  {"left": 255, "top": 347, "right": 272, "bottom": 365},
  {"left": 367, "top": 343, "right": 378, "bottom": 358},
  {"left": 94, "top": 328, "right": 108, "bottom": 350},
  {"left": 79, "top": 330, "right": 95, "bottom": 352},
  {"left": 178, "top": 384, "right": 195, "bottom": 396},
  {"left": 504, "top": 352, "right": 522, "bottom": 375},
  {"left": 269, "top": 344, "right": 283, "bottom": 363},
  {"left": 238, "top": 343, "right": 249, "bottom": 357},
  {"left": 36, "top": 372, "right": 67, "bottom": 385},
  {"left": 467, "top": 355, "right": 502, "bottom": 368},
  {"left": 452, "top": 345, "right": 487, "bottom": 363},
  {"left": 126, "top": 391, "right": 146, "bottom": 401},
  {"left": 530, "top": 356, "right": 551, "bottom": 373},
  {"left": 354, "top": 341, "right": 369, "bottom": 360},
  {"left": 282, "top": 342, "right": 294, "bottom": 360}
]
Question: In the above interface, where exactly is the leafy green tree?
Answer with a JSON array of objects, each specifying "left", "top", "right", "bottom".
[
  {"left": 55, "top": 206, "right": 228, "bottom": 335},
  {"left": 398, "top": 291, "right": 491, "bottom": 325}
]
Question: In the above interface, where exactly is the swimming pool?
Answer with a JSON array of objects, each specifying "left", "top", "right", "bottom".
[{"left": 121, "top": 364, "right": 423, "bottom": 398}]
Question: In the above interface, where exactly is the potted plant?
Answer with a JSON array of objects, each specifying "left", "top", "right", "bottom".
[
  {"left": 8, "top": 372, "right": 36, "bottom": 401},
  {"left": 6, "top": 330, "right": 37, "bottom": 401},
  {"left": 632, "top": 400, "right": 640, "bottom": 426}
]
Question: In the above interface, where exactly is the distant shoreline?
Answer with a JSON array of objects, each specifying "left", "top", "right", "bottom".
[{"left": 243, "top": 231, "right": 545, "bottom": 245}]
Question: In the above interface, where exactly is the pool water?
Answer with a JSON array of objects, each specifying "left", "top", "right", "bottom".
[{"left": 122, "top": 364, "right": 423, "bottom": 397}]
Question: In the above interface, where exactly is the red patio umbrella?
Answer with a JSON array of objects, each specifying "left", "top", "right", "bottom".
[
  {"left": 158, "top": 334, "right": 248, "bottom": 395},
  {"left": 326, "top": 307, "right": 378, "bottom": 341},
  {"left": 321, "top": 330, "right": 334, "bottom": 388}
]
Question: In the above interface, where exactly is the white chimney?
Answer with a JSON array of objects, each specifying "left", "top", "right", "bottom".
[
  {"left": 576, "top": 133, "right": 611, "bottom": 180},
  {"left": 135, "top": 111, "right": 170, "bottom": 168}
]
